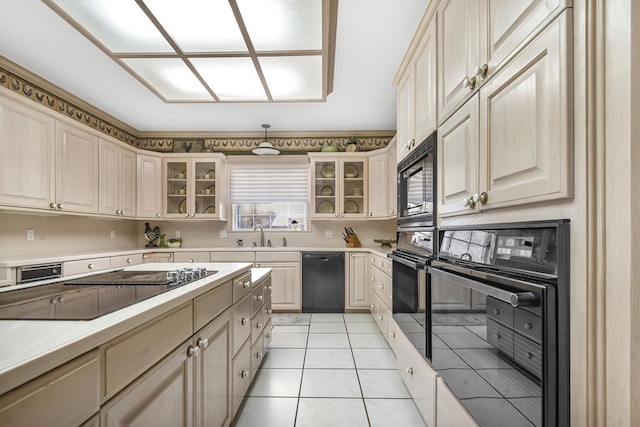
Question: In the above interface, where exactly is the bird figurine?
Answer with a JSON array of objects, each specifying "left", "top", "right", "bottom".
[{"left": 144, "top": 223, "right": 160, "bottom": 248}]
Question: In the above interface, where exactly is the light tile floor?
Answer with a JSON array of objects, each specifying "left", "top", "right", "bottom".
[{"left": 232, "top": 313, "right": 427, "bottom": 427}]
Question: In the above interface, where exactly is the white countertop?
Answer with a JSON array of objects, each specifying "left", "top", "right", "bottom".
[{"left": 0, "top": 262, "right": 253, "bottom": 396}]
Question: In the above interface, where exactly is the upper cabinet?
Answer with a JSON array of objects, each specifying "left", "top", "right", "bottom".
[
  {"left": 437, "top": 0, "right": 568, "bottom": 124},
  {"left": 368, "top": 138, "right": 397, "bottom": 219},
  {"left": 55, "top": 122, "right": 100, "bottom": 214},
  {"left": 163, "top": 156, "right": 227, "bottom": 220},
  {"left": 99, "top": 139, "right": 136, "bottom": 217},
  {"left": 308, "top": 154, "right": 368, "bottom": 219},
  {"left": 137, "top": 154, "right": 162, "bottom": 219},
  {"left": 396, "top": 14, "right": 437, "bottom": 163},
  {"left": 0, "top": 96, "right": 56, "bottom": 210},
  {"left": 439, "top": 11, "right": 572, "bottom": 216}
]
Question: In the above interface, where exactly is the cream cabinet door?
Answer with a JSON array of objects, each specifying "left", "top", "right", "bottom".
[
  {"left": 413, "top": 15, "right": 438, "bottom": 145},
  {"left": 0, "top": 96, "right": 56, "bottom": 210},
  {"left": 437, "top": 0, "right": 485, "bottom": 122},
  {"left": 437, "top": 94, "right": 479, "bottom": 216},
  {"left": 347, "top": 252, "right": 370, "bottom": 309},
  {"left": 396, "top": 71, "right": 413, "bottom": 163},
  {"left": 120, "top": 148, "right": 137, "bottom": 217},
  {"left": 387, "top": 139, "right": 397, "bottom": 217},
  {"left": 101, "top": 342, "right": 194, "bottom": 427},
  {"left": 479, "top": 12, "right": 572, "bottom": 209},
  {"left": 137, "top": 154, "right": 162, "bottom": 219},
  {"left": 193, "top": 311, "right": 232, "bottom": 427},
  {"left": 99, "top": 140, "right": 119, "bottom": 216},
  {"left": 260, "top": 262, "right": 301, "bottom": 311},
  {"left": 367, "top": 150, "right": 389, "bottom": 218},
  {"left": 56, "top": 122, "right": 99, "bottom": 214}
]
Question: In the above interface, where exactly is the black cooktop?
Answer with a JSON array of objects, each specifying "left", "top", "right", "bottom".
[{"left": 0, "top": 269, "right": 216, "bottom": 321}]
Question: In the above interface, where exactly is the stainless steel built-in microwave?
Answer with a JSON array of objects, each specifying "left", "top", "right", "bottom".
[{"left": 397, "top": 131, "right": 436, "bottom": 228}]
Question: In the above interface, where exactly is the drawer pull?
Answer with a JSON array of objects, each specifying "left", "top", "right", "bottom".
[
  {"left": 126, "top": 258, "right": 131, "bottom": 263},
  {"left": 257, "top": 352, "right": 263, "bottom": 359},
  {"left": 406, "top": 367, "right": 414, "bottom": 375},
  {"left": 267, "top": 309, "right": 273, "bottom": 314},
  {"left": 241, "top": 318, "right": 249, "bottom": 325},
  {"left": 88, "top": 263, "right": 94, "bottom": 269},
  {"left": 389, "top": 332, "right": 395, "bottom": 338},
  {"left": 257, "top": 323, "right": 263, "bottom": 329},
  {"left": 50, "top": 298, "right": 57, "bottom": 305},
  {"left": 190, "top": 259, "right": 194, "bottom": 263},
  {"left": 197, "top": 337, "right": 209, "bottom": 349},
  {"left": 265, "top": 333, "right": 271, "bottom": 339},
  {"left": 167, "top": 254, "right": 172, "bottom": 258},
  {"left": 242, "top": 281, "right": 251, "bottom": 288},
  {"left": 241, "top": 370, "right": 249, "bottom": 378},
  {"left": 378, "top": 315, "right": 384, "bottom": 321},
  {"left": 50, "top": 202, "right": 56, "bottom": 209},
  {"left": 524, "top": 323, "right": 533, "bottom": 330},
  {"left": 257, "top": 295, "right": 264, "bottom": 301},
  {"left": 156, "top": 213, "right": 160, "bottom": 217},
  {"left": 526, "top": 352, "right": 533, "bottom": 359},
  {"left": 495, "top": 333, "right": 501, "bottom": 340},
  {"left": 494, "top": 309, "right": 500, "bottom": 315},
  {"left": 370, "top": 304, "right": 376, "bottom": 309},
  {"left": 266, "top": 286, "right": 272, "bottom": 291},
  {"left": 187, "top": 345, "right": 200, "bottom": 357}
]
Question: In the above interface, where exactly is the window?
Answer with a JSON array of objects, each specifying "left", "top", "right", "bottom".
[{"left": 228, "top": 156, "right": 309, "bottom": 231}]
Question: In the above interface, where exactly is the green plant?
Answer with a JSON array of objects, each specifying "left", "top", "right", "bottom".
[
  {"left": 347, "top": 136, "right": 358, "bottom": 144},
  {"left": 168, "top": 238, "right": 182, "bottom": 243}
]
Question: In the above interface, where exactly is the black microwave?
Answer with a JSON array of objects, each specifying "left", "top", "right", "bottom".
[{"left": 397, "top": 131, "right": 436, "bottom": 228}]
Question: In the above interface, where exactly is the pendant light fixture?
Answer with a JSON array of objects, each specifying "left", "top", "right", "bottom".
[{"left": 252, "top": 124, "right": 280, "bottom": 155}]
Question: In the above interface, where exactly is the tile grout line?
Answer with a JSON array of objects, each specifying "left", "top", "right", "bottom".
[
  {"left": 344, "top": 314, "right": 373, "bottom": 427},
  {"left": 292, "top": 318, "right": 311, "bottom": 427}
]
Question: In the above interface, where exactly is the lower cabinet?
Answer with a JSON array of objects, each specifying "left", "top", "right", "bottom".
[
  {"left": 257, "top": 261, "right": 300, "bottom": 311},
  {"left": 231, "top": 338, "right": 251, "bottom": 418},
  {"left": 436, "top": 377, "right": 479, "bottom": 427},
  {"left": 142, "top": 252, "right": 173, "bottom": 263},
  {"left": 347, "top": 252, "right": 369, "bottom": 309}
]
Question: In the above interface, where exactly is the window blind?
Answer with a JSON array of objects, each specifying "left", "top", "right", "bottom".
[{"left": 228, "top": 156, "right": 309, "bottom": 204}]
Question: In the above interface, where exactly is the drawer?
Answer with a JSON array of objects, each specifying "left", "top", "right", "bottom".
[
  {"left": 255, "top": 251, "right": 300, "bottom": 262},
  {"left": 262, "top": 276, "right": 272, "bottom": 300},
  {"left": 371, "top": 254, "right": 391, "bottom": 276},
  {"left": 251, "top": 309, "right": 266, "bottom": 346},
  {"left": 250, "top": 333, "right": 265, "bottom": 383},
  {"left": 0, "top": 350, "right": 100, "bottom": 427},
  {"left": 173, "top": 251, "right": 210, "bottom": 263},
  {"left": 387, "top": 317, "right": 400, "bottom": 356},
  {"left": 232, "top": 339, "right": 251, "bottom": 418},
  {"left": 486, "top": 296, "right": 514, "bottom": 327},
  {"left": 436, "top": 377, "right": 479, "bottom": 427},
  {"left": 232, "top": 271, "right": 252, "bottom": 303},
  {"left": 63, "top": 257, "right": 111, "bottom": 276},
  {"left": 396, "top": 330, "right": 437, "bottom": 427},
  {"left": 514, "top": 334, "right": 543, "bottom": 379},
  {"left": 194, "top": 281, "right": 232, "bottom": 332},
  {"left": 514, "top": 308, "right": 542, "bottom": 343},
  {"left": 232, "top": 294, "right": 252, "bottom": 356},
  {"left": 211, "top": 251, "right": 255, "bottom": 262},
  {"left": 251, "top": 282, "right": 265, "bottom": 318},
  {"left": 101, "top": 303, "right": 192, "bottom": 400},
  {"left": 262, "top": 317, "right": 272, "bottom": 350},
  {"left": 487, "top": 318, "right": 515, "bottom": 358},
  {"left": 110, "top": 254, "right": 143, "bottom": 269}
]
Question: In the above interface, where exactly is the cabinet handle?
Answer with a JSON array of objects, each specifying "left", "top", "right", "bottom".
[
  {"left": 494, "top": 309, "right": 500, "bottom": 315},
  {"left": 267, "top": 309, "right": 273, "bottom": 314},
  {"left": 257, "top": 352, "right": 263, "bottom": 359},
  {"left": 197, "top": 337, "right": 209, "bottom": 348},
  {"left": 243, "top": 281, "right": 251, "bottom": 288},
  {"left": 241, "top": 370, "right": 249, "bottom": 378},
  {"left": 57, "top": 203, "right": 64, "bottom": 209},
  {"left": 474, "top": 63, "right": 489, "bottom": 80},
  {"left": 266, "top": 333, "right": 271, "bottom": 339},
  {"left": 185, "top": 213, "right": 190, "bottom": 218},
  {"left": 524, "top": 323, "right": 533, "bottom": 330},
  {"left": 189, "top": 259, "right": 194, "bottom": 263},
  {"left": 406, "top": 367, "right": 414, "bottom": 375},
  {"left": 257, "top": 295, "right": 264, "bottom": 301},
  {"left": 369, "top": 212, "right": 373, "bottom": 217},
  {"left": 257, "top": 322, "right": 263, "bottom": 329},
  {"left": 50, "top": 203, "right": 56, "bottom": 209},
  {"left": 241, "top": 318, "right": 248, "bottom": 325},
  {"left": 334, "top": 213, "right": 339, "bottom": 217},
  {"left": 115, "top": 210, "right": 119, "bottom": 215},
  {"left": 462, "top": 197, "right": 476, "bottom": 209},
  {"left": 378, "top": 315, "right": 384, "bottom": 321},
  {"left": 127, "top": 258, "right": 132, "bottom": 263},
  {"left": 50, "top": 298, "right": 57, "bottom": 305},
  {"left": 340, "top": 213, "right": 345, "bottom": 217},
  {"left": 191, "top": 213, "right": 196, "bottom": 217},
  {"left": 371, "top": 276, "right": 375, "bottom": 282},
  {"left": 390, "top": 332, "right": 395, "bottom": 338},
  {"left": 187, "top": 345, "right": 199, "bottom": 357},
  {"left": 156, "top": 213, "right": 160, "bottom": 217},
  {"left": 462, "top": 76, "right": 477, "bottom": 90},
  {"left": 256, "top": 263, "right": 261, "bottom": 268},
  {"left": 142, "top": 255, "right": 149, "bottom": 259},
  {"left": 167, "top": 254, "right": 172, "bottom": 258},
  {"left": 526, "top": 352, "right": 533, "bottom": 359},
  {"left": 472, "top": 191, "right": 488, "bottom": 205},
  {"left": 57, "top": 296, "right": 64, "bottom": 303},
  {"left": 351, "top": 254, "right": 355, "bottom": 258},
  {"left": 88, "top": 263, "right": 94, "bottom": 269},
  {"left": 370, "top": 304, "right": 376, "bottom": 309}
]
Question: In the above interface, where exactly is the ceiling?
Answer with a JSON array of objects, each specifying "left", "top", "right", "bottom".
[{"left": 0, "top": 0, "right": 429, "bottom": 133}]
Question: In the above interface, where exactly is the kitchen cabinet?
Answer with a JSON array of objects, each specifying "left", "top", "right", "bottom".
[
  {"left": 347, "top": 252, "right": 370, "bottom": 309},
  {"left": 308, "top": 154, "right": 368, "bottom": 219},
  {"left": 255, "top": 252, "right": 301, "bottom": 312},
  {"left": 437, "top": 0, "right": 567, "bottom": 124},
  {"left": 367, "top": 137, "right": 397, "bottom": 219},
  {"left": 439, "top": 12, "right": 572, "bottom": 217},
  {"left": 99, "top": 139, "right": 136, "bottom": 217},
  {"left": 163, "top": 156, "right": 227, "bottom": 220},
  {"left": 396, "top": 13, "right": 437, "bottom": 163},
  {"left": 436, "top": 377, "right": 479, "bottom": 427},
  {"left": 64, "top": 256, "right": 111, "bottom": 276},
  {"left": 142, "top": 252, "right": 173, "bottom": 263},
  {"left": 0, "top": 95, "right": 56, "bottom": 210},
  {"left": 56, "top": 122, "right": 100, "bottom": 214},
  {"left": 231, "top": 338, "right": 251, "bottom": 418},
  {"left": 369, "top": 253, "right": 393, "bottom": 341},
  {"left": 137, "top": 154, "right": 162, "bottom": 219},
  {"left": 110, "top": 254, "right": 143, "bottom": 269},
  {"left": 0, "top": 350, "right": 99, "bottom": 427},
  {"left": 0, "top": 288, "right": 99, "bottom": 320},
  {"left": 173, "top": 251, "right": 211, "bottom": 263},
  {"left": 99, "top": 285, "right": 136, "bottom": 315}
]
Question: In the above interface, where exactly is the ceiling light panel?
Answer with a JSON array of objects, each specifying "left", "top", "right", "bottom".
[
  {"left": 191, "top": 58, "right": 267, "bottom": 101},
  {"left": 50, "top": 0, "right": 172, "bottom": 53},
  {"left": 236, "top": 0, "right": 322, "bottom": 51},
  {"left": 122, "top": 58, "right": 212, "bottom": 101},
  {"left": 259, "top": 56, "right": 323, "bottom": 100},
  {"left": 142, "top": 0, "right": 248, "bottom": 53}
]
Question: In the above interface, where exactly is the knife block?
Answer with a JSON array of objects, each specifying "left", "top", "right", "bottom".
[{"left": 345, "top": 233, "right": 361, "bottom": 248}]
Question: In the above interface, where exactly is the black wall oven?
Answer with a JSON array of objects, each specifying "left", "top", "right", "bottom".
[
  {"left": 397, "top": 131, "right": 436, "bottom": 228},
  {"left": 428, "top": 221, "right": 569, "bottom": 427}
]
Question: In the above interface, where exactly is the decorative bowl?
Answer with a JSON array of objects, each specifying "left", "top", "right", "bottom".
[
  {"left": 166, "top": 241, "right": 182, "bottom": 248},
  {"left": 373, "top": 239, "right": 397, "bottom": 248}
]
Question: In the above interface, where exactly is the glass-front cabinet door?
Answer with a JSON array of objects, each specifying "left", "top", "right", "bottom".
[
  {"left": 163, "top": 155, "right": 226, "bottom": 220},
  {"left": 309, "top": 155, "right": 368, "bottom": 219}
]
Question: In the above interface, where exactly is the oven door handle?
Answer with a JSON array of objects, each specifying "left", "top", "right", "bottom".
[
  {"left": 427, "top": 267, "right": 538, "bottom": 307},
  {"left": 388, "top": 254, "right": 426, "bottom": 270}
]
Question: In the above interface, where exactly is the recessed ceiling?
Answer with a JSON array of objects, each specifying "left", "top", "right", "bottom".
[
  {"left": 44, "top": 0, "right": 332, "bottom": 103},
  {"left": 0, "top": 0, "right": 429, "bottom": 132}
]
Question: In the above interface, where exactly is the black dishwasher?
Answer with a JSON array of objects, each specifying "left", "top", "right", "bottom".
[{"left": 302, "top": 252, "right": 345, "bottom": 313}]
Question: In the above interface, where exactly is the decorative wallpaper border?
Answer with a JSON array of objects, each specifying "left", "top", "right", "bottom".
[{"left": 0, "top": 65, "right": 393, "bottom": 153}]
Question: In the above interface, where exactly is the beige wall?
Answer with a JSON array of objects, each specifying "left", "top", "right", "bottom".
[
  {"left": 0, "top": 213, "right": 139, "bottom": 258},
  {"left": 137, "top": 219, "right": 397, "bottom": 249}
]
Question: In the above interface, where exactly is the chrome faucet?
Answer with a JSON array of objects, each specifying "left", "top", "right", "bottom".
[{"left": 253, "top": 224, "right": 265, "bottom": 247}]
